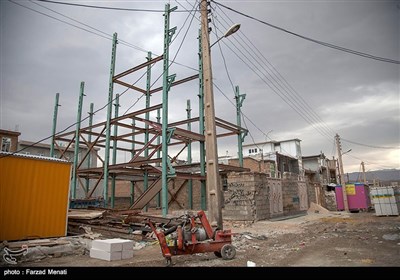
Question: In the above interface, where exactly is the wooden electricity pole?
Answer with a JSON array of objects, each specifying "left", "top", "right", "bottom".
[
  {"left": 361, "top": 161, "right": 367, "bottom": 184},
  {"left": 200, "top": 0, "right": 223, "bottom": 228},
  {"left": 335, "top": 134, "right": 349, "bottom": 212}
]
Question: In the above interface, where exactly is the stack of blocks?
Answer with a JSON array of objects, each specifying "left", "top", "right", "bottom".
[{"left": 90, "top": 238, "right": 134, "bottom": 261}]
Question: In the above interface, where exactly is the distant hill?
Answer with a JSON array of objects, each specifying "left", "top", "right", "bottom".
[{"left": 347, "top": 169, "right": 400, "bottom": 184}]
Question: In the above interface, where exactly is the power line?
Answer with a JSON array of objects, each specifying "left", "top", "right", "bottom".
[
  {"left": 35, "top": 0, "right": 196, "bottom": 13},
  {"left": 2, "top": 1, "right": 196, "bottom": 158},
  {"left": 214, "top": 5, "right": 336, "bottom": 137},
  {"left": 342, "top": 138, "right": 400, "bottom": 150},
  {"left": 9, "top": 0, "right": 112, "bottom": 41},
  {"left": 10, "top": 0, "right": 199, "bottom": 72},
  {"left": 345, "top": 153, "right": 399, "bottom": 170},
  {"left": 123, "top": 0, "right": 199, "bottom": 115},
  {"left": 212, "top": 4, "right": 398, "bottom": 156},
  {"left": 212, "top": 0, "right": 400, "bottom": 64},
  {"left": 210, "top": 8, "right": 334, "bottom": 142}
]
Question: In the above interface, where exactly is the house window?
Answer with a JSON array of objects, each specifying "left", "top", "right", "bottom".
[
  {"left": 248, "top": 148, "right": 258, "bottom": 154},
  {"left": 1, "top": 137, "right": 11, "bottom": 152}
]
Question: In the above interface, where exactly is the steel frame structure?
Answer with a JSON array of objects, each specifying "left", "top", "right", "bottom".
[{"left": 52, "top": 3, "right": 248, "bottom": 214}]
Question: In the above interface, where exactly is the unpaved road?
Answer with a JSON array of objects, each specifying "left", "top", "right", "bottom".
[{"left": 6, "top": 211, "right": 400, "bottom": 267}]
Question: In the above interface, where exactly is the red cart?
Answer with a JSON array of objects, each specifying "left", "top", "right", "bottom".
[{"left": 147, "top": 210, "right": 236, "bottom": 266}]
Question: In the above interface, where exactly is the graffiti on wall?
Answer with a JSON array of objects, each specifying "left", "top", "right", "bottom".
[{"left": 225, "top": 183, "right": 253, "bottom": 206}]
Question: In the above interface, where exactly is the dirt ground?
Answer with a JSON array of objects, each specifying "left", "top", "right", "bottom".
[{"left": 6, "top": 209, "right": 399, "bottom": 268}]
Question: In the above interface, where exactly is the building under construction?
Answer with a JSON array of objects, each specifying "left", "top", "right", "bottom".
[{"left": 51, "top": 3, "right": 249, "bottom": 219}]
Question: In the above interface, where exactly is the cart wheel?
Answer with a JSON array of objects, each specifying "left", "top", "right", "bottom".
[
  {"left": 165, "top": 258, "right": 172, "bottom": 267},
  {"left": 214, "top": 251, "right": 222, "bottom": 258},
  {"left": 221, "top": 244, "right": 236, "bottom": 260}
]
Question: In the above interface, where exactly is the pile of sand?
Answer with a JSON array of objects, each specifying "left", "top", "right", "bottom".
[{"left": 307, "top": 202, "right": 330, "bottom": 214}]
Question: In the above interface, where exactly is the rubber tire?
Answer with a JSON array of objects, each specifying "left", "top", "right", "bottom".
[{"left": 221, "top": 244, "right": 236, "bottom": 260}]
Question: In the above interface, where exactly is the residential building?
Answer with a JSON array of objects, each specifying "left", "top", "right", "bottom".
[
  {"left": 302, "top": 152, "right": 338, "bottom": 187},
  {"left": 0, "top": 129, "right": 21, "bottom": 152},
  {"left": 239, "top": 139, "right": 304, "bottom": 179},
  {"left": 17, "top": 140, "right": 98, "bottom": 168}
]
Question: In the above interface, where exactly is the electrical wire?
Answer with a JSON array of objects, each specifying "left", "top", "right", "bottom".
[
  {"left": 212, "top": 0, "right": 400, "bottom": 64},
  {"left": 10, "top": 0, "right": 199, "bottom": 73},
  {"left": 211, "top": 8, "right": 334, "bottom": 141},
  {"left": 35, "top": 0, "right": 198, "bottom": 13},
  {"left": 146, "top": 0, "right": 198, "bottom": 91},
  {"left": 341, "top": 138, "right": 400, "bottom": 150},
  {"left": 1, "top": 1, "right": 198, "bottom": 158},
  {"left": 214, "top": 5, "right": 336, "bottom": 138},
  {"left": 213, "top": 3, "right": 399, "bottom": 159},
  {"left": 345, "top": 153, "right": 399, "bottom": 170},
  {"left": 9, "top": 0, "right": 111, "bottom": 41},
  {"left": 123, "top": 0, "right": 199, "bottom": 115},
  {"left": 211, "top": 16, "right": 279, "bottom": 154}
]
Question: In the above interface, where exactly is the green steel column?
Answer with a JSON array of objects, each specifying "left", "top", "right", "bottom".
[
  {"left": 235, "top": 86, "right": 246, "bottom": 167},
  {"left": 85, "top": 102, "right": 94, "bottom": 194},
  {"left": 161, "top": 3, "right": 177, "bottom": 217},
  {"left": 103, "top": 32, "right": 118, "bottom": 207},
  {"left": 198, "top": 29, "right": 206, "bottom": 210},
  {"left": 144, "top": 51, "right": 152, "bottom": 212},
  {"left": 130, "top": 119, "right": 135, "bottom": 205},
  {"left": 156, "top": 109, "right": 161, "bottom": 208},
  {"left": 186, "top": 100, "right": 193, "bottom": 209},
  {"left": 111, "top": 94, "right": 120, "bottom": 208},
  {"left": 71, "top": 82, "right": 85, "bottom": 199},
  {"left": 50, "top": 92, "right": 60, "bottom": 158}
]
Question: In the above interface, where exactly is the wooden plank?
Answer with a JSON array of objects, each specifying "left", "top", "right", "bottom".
[{"left": 68, "top": 209, "right": 105, "bottom": 220}]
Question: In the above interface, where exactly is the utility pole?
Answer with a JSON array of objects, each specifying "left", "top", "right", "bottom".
[
  {"left": 201, "top": 0, "right": 223, "bottom": 228},
  {"left": 361, "top": 161, "right": 367, "bottom": 184},
  {"left": 335, "top": 133, "right": 349, "bottom": 212},
  {"left": 50, "top": 93, "right": 60, "bottom": 158},
  {"left": 235, "top": 86, "right": 246, "bottom": 168}
]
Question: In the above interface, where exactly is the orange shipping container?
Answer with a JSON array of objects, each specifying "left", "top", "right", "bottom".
[{"left": 0, "top": 152, "right": 72, "bottom": 241}]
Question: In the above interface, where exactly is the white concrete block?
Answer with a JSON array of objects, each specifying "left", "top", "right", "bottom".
[
  {"left": 112, "top": 238, "right": 134, "bottom": 251},
  {"left": 90, "top": 248, "right": 122, "bottom": 261},
  {"left": 121, "top": 250, "right": 134, "bottom": 260},
  {"left": 91, "top": 239, "right": 125, "bottom": 252}
]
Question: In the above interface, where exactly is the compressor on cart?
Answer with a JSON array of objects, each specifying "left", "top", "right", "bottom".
[{"left": 147, "top": 210, "right": 236, "bottom": 266}]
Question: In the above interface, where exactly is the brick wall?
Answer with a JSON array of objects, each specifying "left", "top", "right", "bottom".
[
  {"left": 107, "top": 171, "right": 308, "bottom": 219},
  {"left": 228, "top": 158, "right": 275, "bottom": 176},
  {"left": 281, "top": 172, "right": 308, "bottom": 216},
  {"left": 223, "top": 172, "right": 283, "bottom": 221}
]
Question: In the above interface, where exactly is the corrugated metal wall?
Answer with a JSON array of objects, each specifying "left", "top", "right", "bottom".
[{"left": 0, "top": 153, "right": 72, "bottom": 241}]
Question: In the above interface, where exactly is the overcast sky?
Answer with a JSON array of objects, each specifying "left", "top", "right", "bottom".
[{"left": 1, "top": 0, "right": 399, "bottom": 173}]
